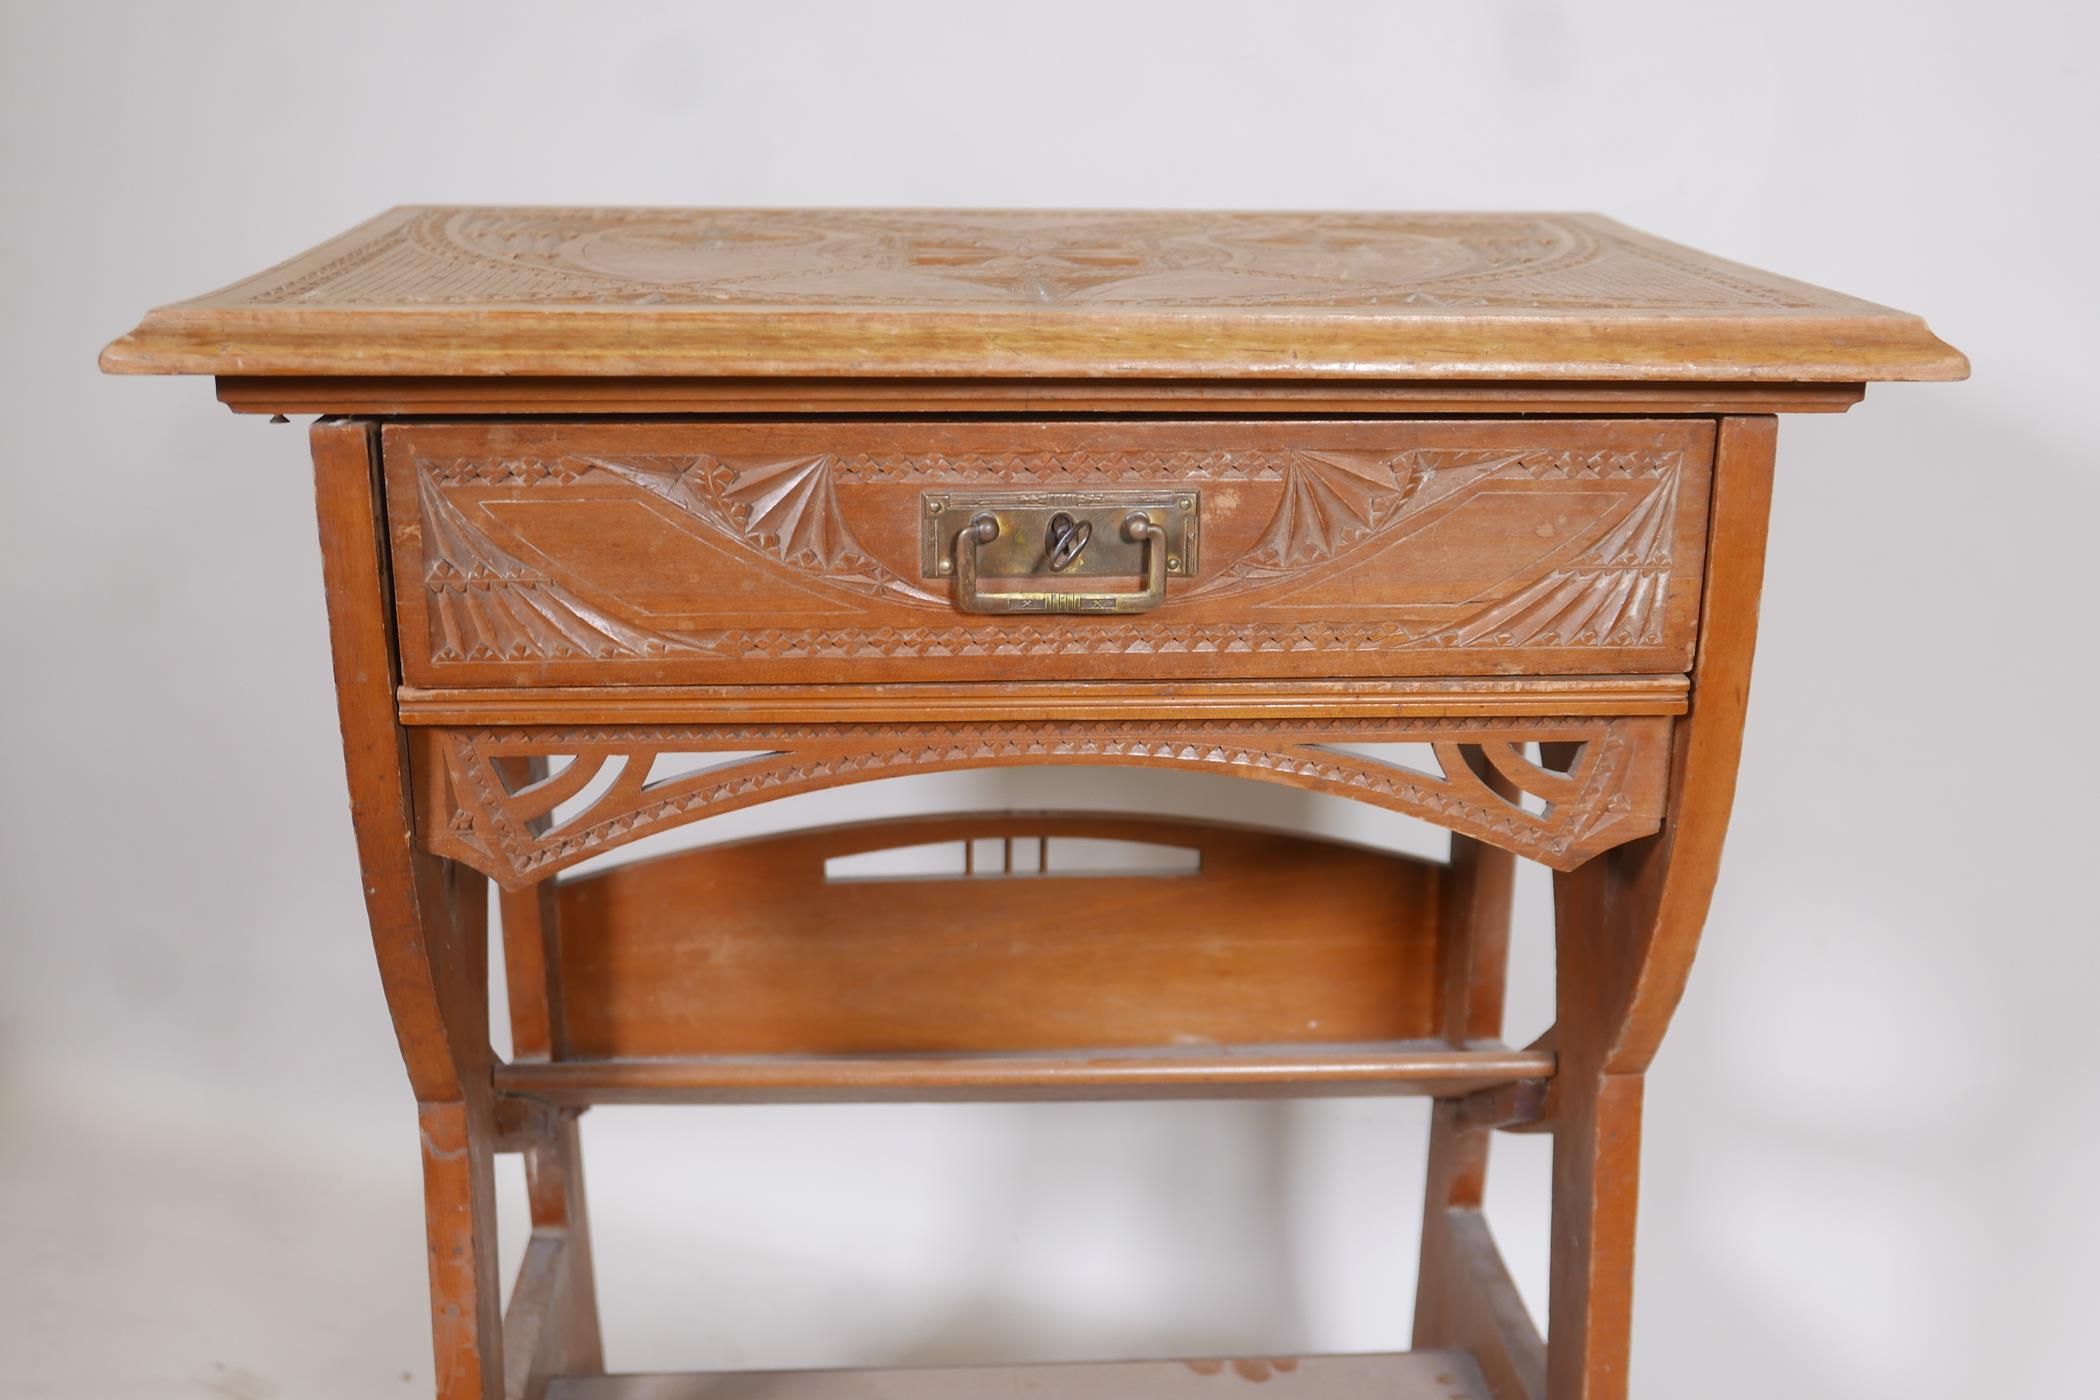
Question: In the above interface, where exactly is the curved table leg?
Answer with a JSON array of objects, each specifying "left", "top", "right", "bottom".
[
  {"left": 315, "top": 420, "right": 506, "bottom": 1400},
  {"left": 1545, "top": 416, "right": 1777, "bottom": 1398}
]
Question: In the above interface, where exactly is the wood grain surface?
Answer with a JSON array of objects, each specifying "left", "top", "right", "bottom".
[
  {"left": 100, "top": 207, "right": 1965, "bottom": 382},
  {"left": 381, "top": 418, "right": 1714, "bottom": 686},
  {"left": 549, "top": 810, "right": 1441, "bottom": 1058}
]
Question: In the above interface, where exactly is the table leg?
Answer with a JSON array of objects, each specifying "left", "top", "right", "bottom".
[
  {"left": 314, "top": 419, "right": 508, "bottom": 1400},
  {"left": 420, "top": 1089, "right": 505, "bottom": 1400},
  {"left": 1542, "top": 416, "right": 1777, "bottom": 1398}
]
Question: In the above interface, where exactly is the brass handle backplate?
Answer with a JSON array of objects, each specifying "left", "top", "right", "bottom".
[{"left": 921, "top": 490, "right": 1196, "bottom": 615}]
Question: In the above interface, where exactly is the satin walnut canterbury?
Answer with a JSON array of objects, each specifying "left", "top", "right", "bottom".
[{"left": 104, "top": 206, "right": 1965, "bottom": 1400}]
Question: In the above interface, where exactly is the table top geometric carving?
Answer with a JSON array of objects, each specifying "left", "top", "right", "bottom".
[{"left": 100, "top": 207, "right": 1967, "bottom": 382}]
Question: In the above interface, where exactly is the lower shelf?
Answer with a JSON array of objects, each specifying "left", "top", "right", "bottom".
[
  {"left": 495, "top": 1042, "right": 1554, "bottom": 1104},
  {"left": 545, "top": 1352, "right": 1490, "bottom": 1400}
]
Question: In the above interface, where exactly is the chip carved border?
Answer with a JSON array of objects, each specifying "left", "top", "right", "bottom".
[
  {"left": 420, "top": 715, "right": 1673, "bottom": 888},
  {"left": 253, "top": 208, "right": 1821, "bottom": 311},
  {"left": 413, "top": 443, "right": 1690, "bottom": 667}
]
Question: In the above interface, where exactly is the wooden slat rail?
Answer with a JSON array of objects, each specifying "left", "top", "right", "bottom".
[
  {"left": 394, "top": 677, "right": 1691, "bottom": 726},
  {"left": 493, "top": 1042, "right": 1556, "bottom": 1106}
]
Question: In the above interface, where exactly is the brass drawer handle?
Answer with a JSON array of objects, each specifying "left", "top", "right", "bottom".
[{"left": 956, "top": 511, "right": 1168, "bottom": 614}]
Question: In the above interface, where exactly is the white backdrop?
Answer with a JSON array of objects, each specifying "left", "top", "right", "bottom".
[{"left": 4, "top": 3, "right": 2096, "bottom": 1397}]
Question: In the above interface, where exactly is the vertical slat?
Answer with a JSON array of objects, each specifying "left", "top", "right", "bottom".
[
  {"left": 1415, "top": 750, "right": 1542, "bottom": 1400},
  {"left": 502, "top": 1232, "right": 569, "bottom": 1400},
  {"left": 520, "top": 1116, "right": 603, "bottom": 1376},
  {"left": 501, "top": 879, "right": 564, "bottom": 1062},
  {"left": 491, "top": 762, "right": 604, "bottom": 1379}
]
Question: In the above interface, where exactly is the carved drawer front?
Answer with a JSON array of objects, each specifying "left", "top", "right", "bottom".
[{"left": 382, "top": 418, "right": 1713, "bottom": 688}]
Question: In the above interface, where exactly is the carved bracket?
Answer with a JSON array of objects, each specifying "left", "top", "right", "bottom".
[{"left": 415, "top": 715, "right": 1673, "bottom": 888}]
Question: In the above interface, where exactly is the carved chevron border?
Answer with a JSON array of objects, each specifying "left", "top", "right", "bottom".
[
  {"left": 411, "top": 443, "right": 1690, "bottom": 666},
  {"left": 419, "top": 715, "right": 1673, "bottom": 887}
]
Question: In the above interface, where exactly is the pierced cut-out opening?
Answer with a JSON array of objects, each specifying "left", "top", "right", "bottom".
[
  {"left": 1312, "top": 741, "right": 1445, "bottom": 778},
  {"left": 825, "top": 835, "right": 1201, "bottom": 883},
  {"left": 824, "top": 841, "right": 968, "bottom": 881},
  {"left": 481, "top": 759, "right": 1486, "bottom": 884},
  {"left": 1537, "top": 742, "right": 1585, "bottom": 801},
  {"left": 548, "top": 756, "right": 628, "bottom": 832},
  {"left": 1478, "top": 739, "right": 1586, "bottom": 819},
  {"left": 1515, "top": 743, "right": 1550, "bottom": 816},
  {"left": 1042, "top": 836, "right": 1202, "bottom": 875},
  {"left": 1008, "top": 836, "right": 1043, "bottom": 875},
  {"left": 642, "top": 750, "right": 779, "bottom": 789},
  {"left": 494, "top": 753, "right": 576, "bottom": 798}
]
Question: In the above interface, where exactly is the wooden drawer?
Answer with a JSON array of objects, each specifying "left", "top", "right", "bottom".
[{"left": 382, "top": 418, "right": 1713, "bottom": 687}]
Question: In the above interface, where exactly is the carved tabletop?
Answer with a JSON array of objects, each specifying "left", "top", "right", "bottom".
[{"left": 101, "top": 207, "right": 1966, "bottom": 381}]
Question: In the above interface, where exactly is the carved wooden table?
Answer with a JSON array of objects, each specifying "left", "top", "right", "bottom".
[{"left": 104, "top": 209, "right": 1964, "bottom": 1400}]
